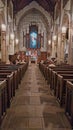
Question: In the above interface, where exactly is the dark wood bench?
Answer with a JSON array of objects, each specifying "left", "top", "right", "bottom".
[
  {"left": 0, "top": 62, "right": 28, "bottom": 85},
  {"left": 51, "top": 70, "right": 73, "bottom": 95},
  {"left": 0, "top": 73, "right": 14, "bottom": 108},
  {"left": 65, "top": 80, "right": 73, "bottom": 127},
  {"left": 56, "top": 74, "right": 73, "bottom": 106},
  {"left": 0, "top": 66, "right": 20, "bottom": 86},
  {"left": 47, "top": 66, "right": 73, "bottom": 85},
  {"left": 0, "top": 80, "right": 7, "bottom": 125},
  {"left": 0, "top": 70, "right": 17, "bottom": 90}
]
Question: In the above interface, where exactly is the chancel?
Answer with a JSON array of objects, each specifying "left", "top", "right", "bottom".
[{"left": 0, "top": 0, "right": 73, "bottom": 130}]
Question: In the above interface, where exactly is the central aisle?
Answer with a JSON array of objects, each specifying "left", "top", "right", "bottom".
[{"left": 1, "top": 64, "right": 72, "bottom": 130}]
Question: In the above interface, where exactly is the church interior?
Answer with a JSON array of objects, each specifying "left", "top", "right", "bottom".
[{"left": 0, "top": 0, "right": 73, "bottom": 130}]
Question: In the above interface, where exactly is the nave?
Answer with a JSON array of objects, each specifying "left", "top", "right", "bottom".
[{"left": 0, "top": 64, "right": 72, "bottom": 130}]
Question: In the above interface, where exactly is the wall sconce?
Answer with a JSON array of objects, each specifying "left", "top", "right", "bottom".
[
  {"left": 15, "top": 38, "right": 19, "bottom": 45},
  {"left": 62, "top": 26, "right": 66, "bottom": 34},
  {"left": 62, "top": 26, "right": 66, "bottom": 42},
  {"left": 53, "top": 35, "right": 57, "bottom": 41},
  {"left": 1, "top": 24, "right": 6, "bottom": 32},
  {"left": 10, "top": 33, "right": 15, "bottom": 40},
  {"left": 48, "top": 40, "right": 51, "bottom": 45}
]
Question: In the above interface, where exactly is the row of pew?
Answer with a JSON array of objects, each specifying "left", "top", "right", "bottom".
[
  {"left": 0, "top": 62, "right": 28, "bottom": 125},
  {"left": 39, "top": 62, "right": 73, "bottom": 128}
]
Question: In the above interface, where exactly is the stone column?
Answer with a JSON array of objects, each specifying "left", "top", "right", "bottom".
[
  {"left": 57, "top": 32, "right": 61, "bottom": 63},
  {"left": 52, "top": 41, "right": 55, "bottom": 57},
  {"left": 68, "top": 20, "right": 73, "bottom": 64},
  {"left": 60, "top": 33, "right": 65, "bottom": 62},
  {"left": 1, "top": 31, "right": 7, "bottom": 62},
  {"left": 68, "top": 0, "right": 73, "bottom": 64},
  {"left": 9, "top": 33, "right": 15, "bottom": 55}
]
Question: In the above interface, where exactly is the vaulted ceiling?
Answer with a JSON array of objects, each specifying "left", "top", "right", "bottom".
[{"left": 12, "top": 0, "right": 57, "bottom": 16}]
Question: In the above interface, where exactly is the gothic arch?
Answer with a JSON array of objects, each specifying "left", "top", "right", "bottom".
[
  {"left": 18, "top": 8, "right": 49, "bottom": 33},
  {"left": 16, "top": 1, "right": 51, "bottom": 28}
]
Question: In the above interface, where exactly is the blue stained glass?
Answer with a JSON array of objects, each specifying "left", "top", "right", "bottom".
[{"left": 30, "top": 32, "right": 37, "bottom": 49}]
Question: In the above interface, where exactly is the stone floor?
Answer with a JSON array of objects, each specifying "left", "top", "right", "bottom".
[{"left": 0, "top": 64, "right": 72, "bottom": 130}]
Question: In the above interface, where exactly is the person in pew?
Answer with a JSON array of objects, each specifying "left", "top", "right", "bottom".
[
  {"left": 49, "top": 63, "right": 55, "bottom": 67},
  {"left": 16, "top": 59, "right": 26, "bottom": 65},
  {"left": 6, "top": 60, "right": 19, "bottom": 70},
  {"left": 40, "top": 60, "right": 44, "bottom": 64},
  {"left": 15, "top": 59, "right": 20, "bottom": 65}
]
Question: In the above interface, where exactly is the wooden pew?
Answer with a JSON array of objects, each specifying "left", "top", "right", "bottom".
[
  {"left": 52, "top": 70, "right": 73, "bottom": 95},
  {"left": 0, "top": 66, "right": 20, "bottom": 86},
  {"left": 47, "top": 66, "right": 73, "bottom": 85},
  {"left": 0, "top": 62, "right": 28, "bottom": 84},
  {"left": 0, "top": 80, "right": 7, "bottom": 125},
  {"left": 0, "top": 73, "right": 14, "bottom": 108},
  {"left": 65, "top": 80, "right": 73, "bottom": 127},
  {"left": 19, "top": 63, "right": 28, "bottom": 77},
  {"left": 49, "top": 67, "right": 73, "bottom": 88},
  {"left": 0, "top": 70, "right": 17, "bottom": 91},
  {"left": 56, "top": 74, "right": 73, "bottom": 106}
]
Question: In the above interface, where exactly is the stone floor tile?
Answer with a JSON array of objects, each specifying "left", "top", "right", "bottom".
[
  {"left": 11, "top": 96, "right": 30, "bottom": 106},
  {"left": 28, "top": 105, "right": 36, "bottom": 117},
  {"left": 30, "top": 96, "right": 40, "bottom": 105},
  {"left": 29, "top": 118, "right": 42, "bottom": 128},
  {"left": 8, "top": 116, "right": 29, "bottom": 129}
]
